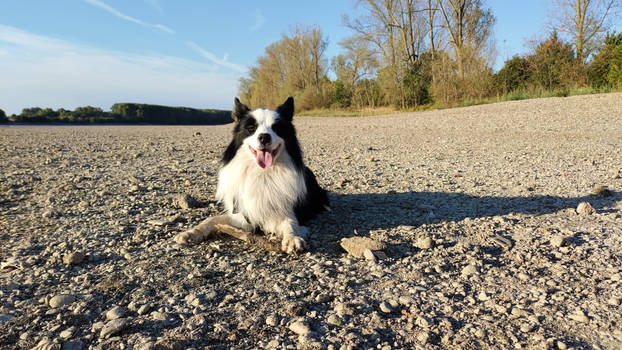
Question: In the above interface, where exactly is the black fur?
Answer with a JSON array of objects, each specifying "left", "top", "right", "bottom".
[{"left": 221, "top": 97, "right": 329, "bottom": 224}]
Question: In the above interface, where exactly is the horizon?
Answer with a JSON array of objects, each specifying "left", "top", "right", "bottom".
[{"left": 1, "top": 1, "right": 615, "bottom": 115}]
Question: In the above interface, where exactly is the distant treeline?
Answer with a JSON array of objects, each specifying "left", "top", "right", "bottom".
[{"left": 1, "top": 104, "right": 232, "bottom": 125}]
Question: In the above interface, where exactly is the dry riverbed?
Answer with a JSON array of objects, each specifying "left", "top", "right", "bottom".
[{"left": 1, "top": 93, "right": 622, "bottom": 349}]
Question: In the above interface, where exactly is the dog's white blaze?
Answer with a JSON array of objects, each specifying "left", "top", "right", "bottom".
[{"left": 245, "top": 109, "right": 282, "bottom": 153}]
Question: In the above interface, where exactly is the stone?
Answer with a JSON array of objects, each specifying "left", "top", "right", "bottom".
[
  {"left": 608, "top": 297, "right": 620, "bottom": 306},
  {"left": 105, "top": 306, "right": 126, "bottom": 320},
  {"left": 32, "top": 338, "right": 60, "bottom": 350},
  {"left": 550, "top": 236, "right": 566, "bottom": 248},
  {"left": 137, "top": 304, "right": 151, "bottom": 315},
  {"left": 59, "top": 327, "right": 74, "bottom": 339},
  {"left": 379, "top": 302, "right": 393, "bottom": 313},
  {"left": 265, "top": 314, "right": 278, "bottom": 326},
  {"left": 289, "top": 320, "right": 310, "bottom": 336},
  {"left": 0, "top": 314, "right": 15, "bottom": 323},
  {"left": 363, "top": 248, "right": 376, "bottom": 262},
  {"left": 327, "top": 314, "right": 341, "bottom": 326},
  {"left": 576, "top": 202, "right": 595, "bottom": 215},
  {"left": 49, "top": 294, "right": 76, "bottom": 308},
  {"left": 62, "top": 251, "right": 86, "bottom": 265},
  {"left": 340, "top": 237, "right": 386, "bottom": 258},
  {"left": 100, "top": 318, "right": 129, "bottom": 338},
  {"left": 556, "top": 341, "right": 567, "bottom": 350},
  {"left": 568, "top": 311, "right": 588, "bottom": 323},
  {"left": 174, "top": 194, "right": 199, "bottom": 209},
  {"left": 461, "top": 264, "right": 479, "bottom": 277},
  {"left": 415, "top": 236, "right": 433, "bottom": 249}
]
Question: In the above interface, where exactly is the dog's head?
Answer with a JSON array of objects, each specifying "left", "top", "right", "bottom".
[{"left": 225, "top": 97, "right": 302, "bottom": 169}]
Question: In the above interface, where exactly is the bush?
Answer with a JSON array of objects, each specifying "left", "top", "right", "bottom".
[
  {"left": 606, "top": 44, "right": 622, "bottom": 88},
  {"left": 588, "top": 32, "right": 622, "bottom": 88},
  {"left": 495, "top": 55, "right": 529, "bottom": 94}
]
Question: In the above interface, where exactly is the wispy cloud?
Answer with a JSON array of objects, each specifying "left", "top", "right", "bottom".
[
  {"left": 85, "top": 0, "right": 174, "bottom": 34},
  {"left": 0, "top": 25, "right": 241, "bottom": 115},
  {"left": 250, "top": 9, "right": 266, "bottom": 32},
  {"left": 186, "top": 41, "right": 248, "bottom": 73},
  {"left": 143, "top": 0, "right": 164, "bottom": 13}
]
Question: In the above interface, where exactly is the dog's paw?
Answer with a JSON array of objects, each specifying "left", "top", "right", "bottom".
[
  {"left": 281, "top": 234, "right": 306, "bottom": 254},
  {"left": 175, "top": 229, "right": 205, "bottom": 245}
]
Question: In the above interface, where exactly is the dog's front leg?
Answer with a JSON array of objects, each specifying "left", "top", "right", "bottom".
[
  {"left": 175, "top": 213, "right": 251, "bottom": 245},
  {"left": 278, "top": 218, "right": 307, "bottom": 254}
]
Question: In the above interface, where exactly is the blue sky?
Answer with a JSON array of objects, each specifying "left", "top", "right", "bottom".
[{"left": 1, "top": 0, "right": 557, "bottom": 115}]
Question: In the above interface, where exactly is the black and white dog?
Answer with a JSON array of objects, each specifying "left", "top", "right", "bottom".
[{"left": 176, "top": 97, "right": 328, "bottom": 254}]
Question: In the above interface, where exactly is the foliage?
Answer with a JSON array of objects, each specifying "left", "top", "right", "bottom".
[
  {"left": 494, "top": 55, "right": 530, "bottom": 94},
  {"left": 0, "top": 109, "right": 8, "bottom": 123},
  {"left": 11, "top": 104, "right": 231, "bottom": 124}
]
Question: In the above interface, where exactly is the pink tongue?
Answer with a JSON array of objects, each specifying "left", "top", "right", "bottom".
[{"left": 256, "top": 150, "right": 273, "bottom": 168}]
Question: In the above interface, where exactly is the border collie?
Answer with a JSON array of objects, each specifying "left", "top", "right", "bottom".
[{"left": 176, "top": 97, "right": 328, "bottom": 254}]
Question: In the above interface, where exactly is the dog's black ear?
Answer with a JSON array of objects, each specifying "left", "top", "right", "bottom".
[
  {"left": 276, "top": 97, "right": 294, "bottom": 121},
  {"left": 232, "top": 97, "right": 250, "bottom": 122}
]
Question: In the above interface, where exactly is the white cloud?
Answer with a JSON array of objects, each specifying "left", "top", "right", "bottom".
[
  {"left": 85, "top": 0, "right": 174, "bottom": 34},
  {"left": 186, "top": 41, "right": 248, "bottom": 73},
  {"left": 0, "top": 25, "right": 241, "bottom": 115},
  {"left": 250, "top": 9, "right": 266, "bottom": 32}
]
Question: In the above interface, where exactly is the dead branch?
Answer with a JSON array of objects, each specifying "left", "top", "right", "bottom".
[{"left": 214, "top": 224, "right": 283, "bottom": 253}]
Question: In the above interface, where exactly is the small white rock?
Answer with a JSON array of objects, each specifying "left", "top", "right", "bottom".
[
  {"left": 105, "top": 306, "right": 125, "bottom": 320},
  {"left": 576, "top": 202, "right": 595, "bottom": 215},
  {"left": 289, "top": 320, "right": 310, "bottom": 336}
]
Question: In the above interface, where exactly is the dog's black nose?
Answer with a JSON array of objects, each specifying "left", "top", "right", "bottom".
[{"left": 258, "top": 133, "right": 271, "bottom": 145}]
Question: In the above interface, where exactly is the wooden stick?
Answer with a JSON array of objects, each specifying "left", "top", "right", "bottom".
[{"left": 214, "top": 224, "right": 283, "bottom": 253}]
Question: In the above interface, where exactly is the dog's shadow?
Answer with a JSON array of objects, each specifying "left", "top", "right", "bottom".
[{"left": 309, "top": 189, "right": 620, "bottom": 258}]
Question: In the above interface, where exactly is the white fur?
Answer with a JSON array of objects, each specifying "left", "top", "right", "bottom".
[{"left": 245, "top": 109, "right": 282, "bottom": 155}]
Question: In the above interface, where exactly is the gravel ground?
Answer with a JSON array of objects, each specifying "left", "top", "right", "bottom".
[{"left": 1, "top": 93, "right": 622, "bottom": 350}]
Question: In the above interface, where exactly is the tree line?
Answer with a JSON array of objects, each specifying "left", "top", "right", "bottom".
[
  {"left": 239, "top": 0, "right": 622, "bottom": 111},
  {"left": 1, "top": 104, "right": 232, "bottom": 125}
]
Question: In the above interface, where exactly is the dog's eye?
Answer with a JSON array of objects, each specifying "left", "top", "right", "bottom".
[{"left": 246, "top": 124, "right": 256, "bottom": 133}]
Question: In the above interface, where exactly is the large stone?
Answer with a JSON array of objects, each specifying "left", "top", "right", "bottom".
[
  {"left": 100, "top": 318, "right": 129, "bottom": 338},
  {"left": 49, "top": 294, "right": 76, "bottom": 308},
  {"left": 340, "top": 237, "right": 386, "bottom": 258}
]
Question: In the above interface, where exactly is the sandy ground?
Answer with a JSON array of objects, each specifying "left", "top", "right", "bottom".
[{"left": 1, "top": 93, "right": 622, "bottom": 349}]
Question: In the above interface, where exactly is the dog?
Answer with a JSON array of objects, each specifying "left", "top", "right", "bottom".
[{"left": 176, "top": 97, "right": 328, "bottom": 254}]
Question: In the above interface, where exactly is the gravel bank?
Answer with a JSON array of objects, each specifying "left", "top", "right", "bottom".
[{"left": 1, "top": 93, "right": 622, "bottom": 349}]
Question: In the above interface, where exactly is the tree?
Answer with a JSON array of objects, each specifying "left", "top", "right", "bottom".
[
  {"left": 587, "top": 31, "right": 622, "bottom": 87},
  {"left": 241, "top": 25, "right": 329, "bottom": 111},
  {"left": 0, "top": 109, "right": 8, "bottom": 123},
  {"left": 331, "top": 37, "right": 379, "bottom": 107},
  {"left": 495, "top": 55, "right": 530, "bottom": 94},
  {"left": 526, "top": 31, "right": 585, "bottom": 91},
  {"left": 549, "top": 0, "right": 621, "bottom": 64}
]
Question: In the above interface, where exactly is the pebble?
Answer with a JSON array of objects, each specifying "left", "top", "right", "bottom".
[
  {"left": 289, "top": 320, "right": 310, "bottom": 336},
  {"left": 576, "top": 202, "right": 595, "bottom": 215},
  {"left": 556, "top": 341, "right": 567, "bottom": 349},
  {"left": 549, "top": 236, "right": 566, "bottom": 248},
  {"left": 416, "top": 316, "right": 431, "bottom": 328},
  {"left": 100, "top": 318, "right": 129, "bottom": 338},
  {"left": 327, "top": 314, "right": 341, "bottom": 326},
  {"left": 32, "top": 338, "right": 60, "bottom": 350},
  {"left": 461, "top": 264, "right": 479, "bottom": 277},
  {"left": 363, "top": 248, "right": 376, "bottom": 262},
  {"left": 49, "top": 294, "right": 76, "bottom": 308},
  {"left": 137, "top": 304, "right": 151, "bottom": 315},
  {"left": 520, "top": 322, "right": 535, "bottom": 332},
  {"left": 567, "top": 311, "right": 588, "bottom": 323},
  {"left": 379, "top": 302, "right": 392, "bottom": 313},
  {"left": 415, "top": 236, "right": 433, "bottom": 249},
  {"left": 174, "top": 194, "right": 199, "bottom": 209},
  {"left": 591, "top": 185, "right": 612, "bottom": 197},
  {"left": 0, "top": 314, "right": 15, "bottom": 322},
  {"left": 62, "top": 251, "right": 86, "bottom": 265},
  {"left": 59, "top": 327, "right": 74, "bottom": 339},
  {"left": 105, "top": 306, "right": 126, "bottom": 320},
  {"left": 265, "top": 314, "right": 278, "bottom": 326},
  {"left": 608, "top": 297, "right": 620, "bottom": 306}
]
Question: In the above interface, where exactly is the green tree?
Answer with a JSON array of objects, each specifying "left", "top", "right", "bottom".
[
  {"left": 526, "top": 31, "right": 585, "bottom": 91},
  {"left": 606, "top": 44, "right": 622, "bottom": 87},
  {"left": 0, "top": 109, "right": 8, "bottom": 123},
  {"left": 495, "top": 55, "right": 530, "bottom": 93},
  {"left": 588, "top": 32, "right": 622, "bottom": 87}
]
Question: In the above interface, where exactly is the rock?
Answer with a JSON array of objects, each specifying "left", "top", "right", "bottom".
[
  {"left": 100, "top": 318, "right": 129, "bottom": 338},
  {"left": 415, "top": 236, "right": 433, "bottom": 249},
  {"left": 327, "top": 314, "right": 341, "bottom": 326},
  {"left": 32, "top": 338, "right": 60, "bottom": 350},
  {"left": 363, "top": 248, "right": 376, "bottom": 262},
  {"left": 591, "top": 185, "right": 612, "bottom": 197},
  {"left": 137, "top": 304, "right": 151, "bottom": 315},
  {"left": 520, "top": 322, "right": 535, "bottom": 332},
  {"left": 379, "top": 302, "right": 393, "bottom": 313},
  {"left": 289, "top": 320, "right": 310, "bottom": 336},
  {"left": 576, "top": 202, "right": 595, "bottom": 215},
  {"left": 556, "top": 341, "right": 567, "bottom": 350},
  {"left": 59, "top": 327, "right": 74, "bottom": 339},
  {"left": 61, "top": 341, "right": 84, "bottom": 350},
  {"left": 265, "top": 314, "right": 278, "bottom": 326},
  {"left": 568, "top": 311, "right": 588, "bottom": 323},
  {"left": 416, "top": 316, "right": 431, "bottom": 328},
  {"left": 550, "top": 236, "right": 566, "bottom": 248},
  {"left": 461, "top": 264, "right": 479, "bottom": 277},
  {"left": 340, "top": 237, "right": 386, "bottom": 258},
  {"left": 49, "top": 294, "right": 76, "bottom": 308},
  {"left": 608, "top": 297, "right": 620, "bottom": 306},
  {"left": 334, "top": 302, "right": 354, "bottom": 316},
  {"left": 62, "top": 251, "right": 86, "bottom": 265},
  {"left": 174, "top": 194, "right": 199, "bottom": 209},
  {"left": 105, "top": 306, "right": 126, "bottom": 320}
]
